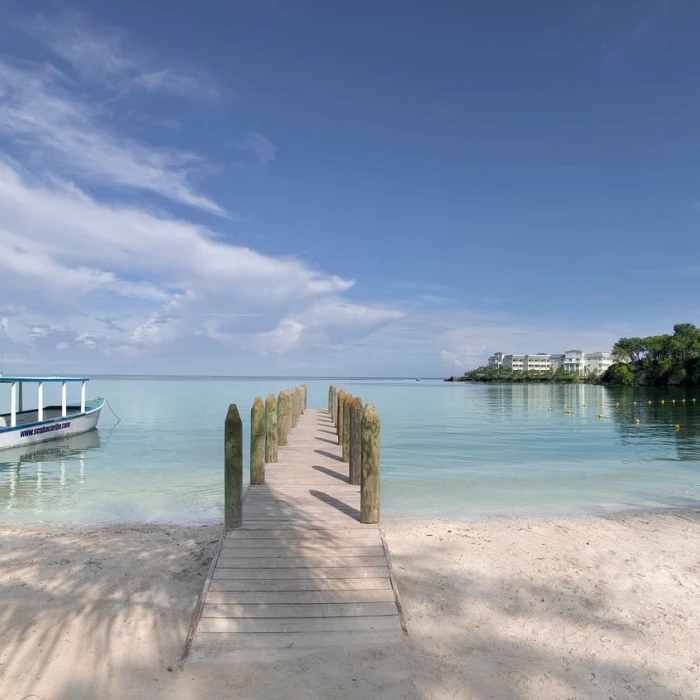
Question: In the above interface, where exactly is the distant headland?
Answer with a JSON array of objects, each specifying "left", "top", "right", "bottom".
[{"left": 446, "top": 323, "right": 700, "bottom": 387}]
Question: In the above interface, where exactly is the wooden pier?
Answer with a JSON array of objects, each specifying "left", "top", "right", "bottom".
[{"left": 188, "top": 406, "right": 403, "bottom": 655}]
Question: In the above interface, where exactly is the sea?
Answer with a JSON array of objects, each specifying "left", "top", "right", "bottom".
[{"left": 1, "top": 377, "right": 700, "bottom": 524}]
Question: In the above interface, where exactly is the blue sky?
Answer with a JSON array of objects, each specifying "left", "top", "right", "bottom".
[{"left": 0, "top": 0, "right": 698, "bottom": 376}]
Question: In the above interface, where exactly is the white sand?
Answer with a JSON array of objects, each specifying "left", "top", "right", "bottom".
[
  {"left": 383, "top": 510, "right": 700, "bottom": 699},
  {"left": 2, "top": 511, "right": 700, "bottom": 699},
  {"left": 0, "top": 524, "right": 220, "bottom": 699}
]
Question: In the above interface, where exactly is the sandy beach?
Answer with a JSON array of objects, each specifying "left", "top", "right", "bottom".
[{"left": 2, "top": 510, "right": 700, "bottom": 699}]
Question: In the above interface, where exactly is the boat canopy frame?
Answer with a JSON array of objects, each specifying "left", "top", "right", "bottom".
[{"left": 0, "top": 377, "right": 90, "bottom": 428}]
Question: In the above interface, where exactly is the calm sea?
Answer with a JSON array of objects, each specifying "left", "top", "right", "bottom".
[{"left": 1, "top": 378, "right": 699, "bottom": 524}]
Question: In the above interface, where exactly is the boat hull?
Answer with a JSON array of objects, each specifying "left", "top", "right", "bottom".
[{"left": 0, "top": 400, "right": 104, "bottom": 451}]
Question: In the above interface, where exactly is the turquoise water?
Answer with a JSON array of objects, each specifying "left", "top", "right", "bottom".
[{"left": 1, "top": 378, "right": 700, "bottom": 524}]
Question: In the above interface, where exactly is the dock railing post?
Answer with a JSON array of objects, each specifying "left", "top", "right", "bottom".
[
  {"left": 337, "top": 389, "right": 346, "bottom": 445},
  {"left": 349, "top": 397, "right": 363, "bottom": 485},
  {"left": 361, "top": 403, "right": 380, "bottom": 524},
  {"left": 301, "top": 384, "right": 307, "bottom": 413},
  {"left": 265, "top": 393, "right": 278, "bottom": 463},
  {"left": 250, "top": 397, "right": 265, "bottom": 485},
  {"left": 277, "top": 391, "right": 288, "bottom": 446},
  {"left": 291, "top": 388, "right": 298, "bottom": 429},
  {"left": 342, "top": 393, "right": 352, "bottom": 463},
  {"left": 225, "top": 404, "right": 243, "bottom": 529}
]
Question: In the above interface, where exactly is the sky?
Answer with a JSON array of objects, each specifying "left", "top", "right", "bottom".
[{"left": 0, "top": 0, "right": 698, "bottom": 377}]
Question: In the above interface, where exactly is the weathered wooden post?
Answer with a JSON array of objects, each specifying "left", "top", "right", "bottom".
[
  {"left": 349, "top": 396, "right": 363, "bottom": 485},
  {"left": 361, "top": 403, "right": 380, "bottom": 524},
  {"left": 250, "top": 397, "right": 265, "bottom": 485},
  {"left": 278, "top": 390, "right": 291, "bottom": 446},
  {"left": 342, "top": 393, "right": 353, "bottom": 463},
  {"left": 225, "top": 404, "right": 243, "bottom": 529},
  {"left": 328, "top": 385, "right": 334, "bottom": 416},
  {"left": 337, "top": 389, "right": 346, "bottom": 445},
  {"left": 331, "top": 386, "right": 337, "bottom": 423},
  {"left": 301, "top": 384, "right": 307, "bottom": 413},
  {"left": 291, "top": 387, "right": 298, "bottom": 428},
  {"left": 265, "top": 393, "right": 278, "bottom": 463}
]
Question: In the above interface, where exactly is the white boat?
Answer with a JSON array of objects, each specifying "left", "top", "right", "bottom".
[{"left": 0, "top": 376, "right": 104, "bottom": 451}]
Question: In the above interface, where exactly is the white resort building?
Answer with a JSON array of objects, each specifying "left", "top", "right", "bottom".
[{"left": 488, "top": 350, "right": 614, "bottom": 375}]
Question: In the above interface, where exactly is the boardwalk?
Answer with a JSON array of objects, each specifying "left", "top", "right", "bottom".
[{"left": 189, "top": 407, "right": 404, "bottom": 654}]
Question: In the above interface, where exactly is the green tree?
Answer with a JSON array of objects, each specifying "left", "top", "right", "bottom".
[{"left": 612, "top": 337, "right": 646, "bottom": 363}]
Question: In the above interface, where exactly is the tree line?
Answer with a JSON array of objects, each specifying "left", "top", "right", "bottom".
[
  {"left": 447, "top": 366, "right": 595, "bottom": 384},
  {"left": 445, "top": 323, "right": 700, "bottom": 386},
  {"left": 604, "top": 323, "right": 700, "bottom": 386}
]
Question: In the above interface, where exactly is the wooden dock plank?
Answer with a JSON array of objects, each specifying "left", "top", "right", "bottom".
[
  {"left": 208, "top": 578, "right": 393, "bottom": 592},
  {"left": 219, "top": 546, "right": 386, "bottom": 557},
  {"left": 213, "top": 566, "right": 390, "bottom": 580},
  {"left": 215, "top": 556, "right": 388, "bottom": 568},
  {"left": 201, "top": 602, "right": 399, "bottom": 618},
  {"left": 189, "top": 407, "right": 404, "bottom": 655},
  {"left": 205, "top": 589, "right": 397, "bottom": 604}
]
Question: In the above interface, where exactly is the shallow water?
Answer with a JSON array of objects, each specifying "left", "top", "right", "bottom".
[{"left": 1, "top": 378, "right": 699, "bottom": 524}]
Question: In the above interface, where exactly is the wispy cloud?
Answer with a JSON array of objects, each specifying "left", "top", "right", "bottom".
[
  {"left": 0, "top": 157, "right": 403, "bottom": 361},
  {"left": 0, "top": 10, "right": 407, "bottom": 371},
  {"left": 24, "top": 11, "right": 220, "bottom": 101},
  {"left": 0, "top": 60, "right": 224, "bottom": 214},
  {"left": 239, "top": 132, "right": 276, "bottom": 166},
  {"left": 243, "top": 299, "right": 403, "bottom": 354}
]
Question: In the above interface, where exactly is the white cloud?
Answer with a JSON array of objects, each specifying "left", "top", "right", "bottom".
[
  {"left": 0, "top": 157, "right": 400, "bottom": 361},
  {"left": 0, "top": 12, "right": 406, "bottom": 371},
  {"left": 244, "top": 300, "right": 404, "bottom": 354},
  {"left": 0, "top": 61, "right": 224, "bottom": 214},
  {"left": 76, "top": 332, "right": 99, "bottom": 349},
  {"left": 25, "top": 11, "right": 220, "bottom": 101},
  {"left": 240, "top": 133, "right": 276, "bottom": 166}
]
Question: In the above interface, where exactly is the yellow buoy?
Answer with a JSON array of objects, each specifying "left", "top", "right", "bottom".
[
  {"left": 649, "top": 401, "right": 652, "bottom": 405},
  {"left": 567, "top": 411, "right": 572, "bottom": 415},
  {"left": 600, "top": 402, "right": 604, "bottom": 406},
  {"left": 616, "top": 402, "right": 620, "bottom": 407},
  {"left": 563, "top": 404, "right": 567, "bottom": 409},
  {"left": 547, "top": 407, "right": 552, "bottom": 411},
  {"left": 693, "top": 398, "right": 696, "bottom": 403},
  {"left": 635, "top": 419, "right": 640, "bottom": 424},
  {"left": 672, "top": 399, "right": 676, "bottom": 404},
  {"left": 682, "top": 399, "right": 686, "bottom": 403},
  {"left": 675, "top": 424, "right": 680, "bottom": 431},
  {"left": 598, "top": 414, "right": 604, "bottom": 419},
  {"left": 583, "top": 403, "right": 587, "bottom": 408},
  {"left": 633, "top": 401, "right": 637, "bottom": 406},
  {"left": 661, "top": 400, "right": 665, "bottom": 405}
]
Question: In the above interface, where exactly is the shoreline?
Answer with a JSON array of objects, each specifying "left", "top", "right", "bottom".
[
  {"left": 2, "top": 509, "right": 700, "bottom": 698},
  {"left": 6, "top": 499, "right": 700, "bottom": 529}
]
